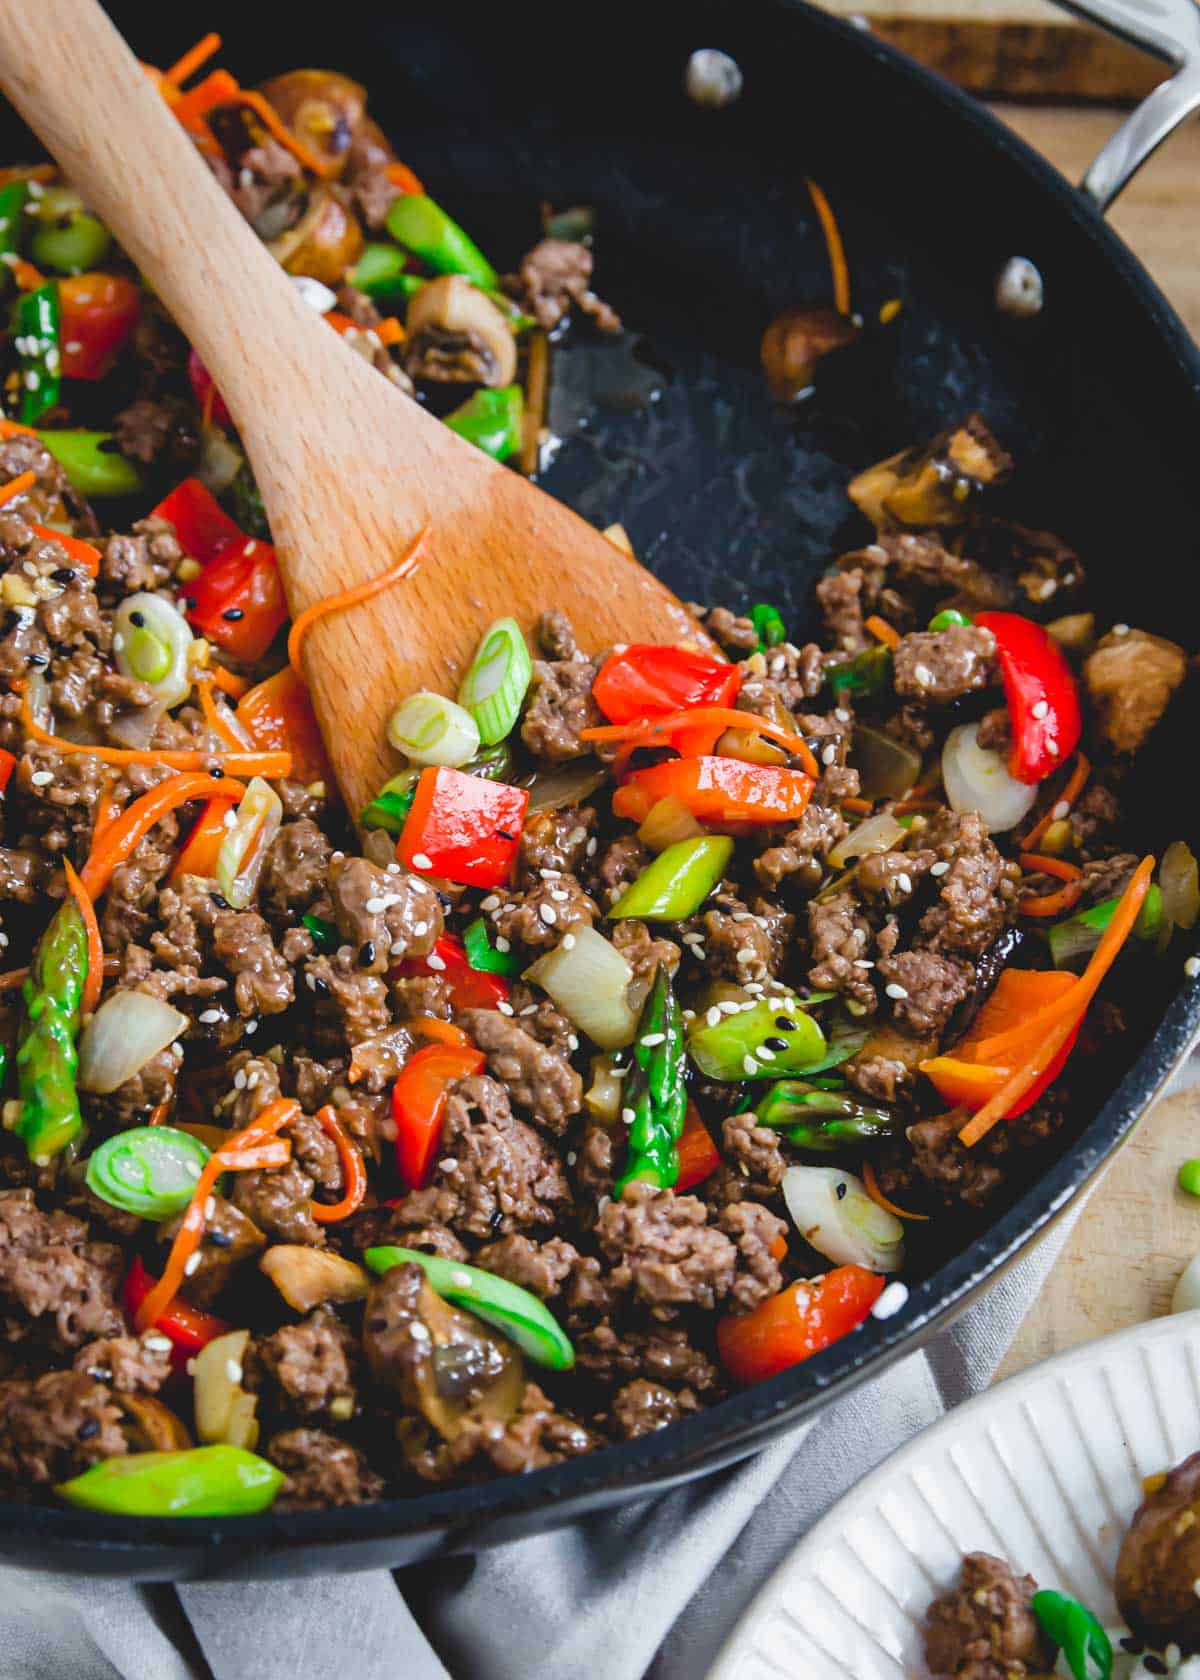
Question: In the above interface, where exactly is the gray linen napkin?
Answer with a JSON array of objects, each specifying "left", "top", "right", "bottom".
[{"left": 0, "top": 1195, "right": 1085, "bottom": 1680}]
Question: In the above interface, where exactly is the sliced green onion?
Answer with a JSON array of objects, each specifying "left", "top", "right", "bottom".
[
  {"left": 85, "top": 1125, "right": 210, "bottom": 1222},
  {"left": 15, "top": 281, "right": 61, "bottom": 424},
  {"left": 387, "top": 691, "right": 480, "bottom": 767},
  {"left": 463, "top": 916, "right": 519, "bottom": 975},
  {"left": 35, "top": 429, "right": 142, "bottom": 497},
  {"left": 444, "top": 385, "right": 523, "bottom": 462},
  {"left": 826, "top": 642, "right": 891, "bottom": 699},
  {"left": 802, "top": 1013, "right": 871, "bottom": 1074},
  {"left": 216, "top": 776, "right": 283, "bottom": 910},
  {"left": 351, "top": 242, "right": 414, "bottom": 301},
  {"left": 464, "top": 739, "right": 514, "bottom": 782},
  {"left": 1048, "top": 882, "right": 1162, "bottom": 969},
  {"left": 928, "top": 608, "right": 972, "bottom": 631},
  {"left": 750, "top": 602, "right": 786, "bottom": 650},
  {"left": 1030, "top": 1590, "right": 1111, "bottom": 1680},
  {"left": 610, "top": 836, "right": 733, "bottom": 921},
  {"left": 364, "top": 1245, "right": 574, "bottom": 1370},
  {"left": 754, "top": 1080, "right": 900, "bottom": 1151},
  {"left": 457, "top": 618, "right": 533, "bottom": 746},
  {"left": 686, "top": 999, "right": 827, "bottom": 1081},
  {"left": 384, "top": 194, "right": 498, "bottom": 290},
  {"left": 30, "top": 209, "right": 111, "bottom": 274},
  {"left": 302, "top": 913, "right": 339, "bottom": 952},
  {"left": 113, "top": 591, "right": 193, "bottom": 709},
  {"left": 359, "top": 769, "right": 420, "bottom": 835}
]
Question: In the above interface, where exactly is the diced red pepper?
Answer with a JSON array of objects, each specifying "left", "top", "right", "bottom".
[
  {"left": 920, "top": 968, "right": 1081, "bottom": 1117},
  {"left": 58, "top": 273, "right": 140, "bottom": 380},
  {"left": 187, "top": 348, "right": 233, "bottom": 429},
  {"left": 171, "top": 796, "right": 238, "bottom": 881},
  {"left": 593, "top": 644, "right": 740, "bottom": 725},
  {"left": 151, "top": 477, "right": 244, "bottom": 565},
  {"left": 974, "top": 611, "right": 1082, "bottom": 784},
  {"left": 184, "top": 535, "right": 289, "bottom": 663},
  {"left": 236, "top": 665, "right": 332, "bottom": 787},
  {"left": 392, "top": 1042, "right": 486, "bottom": 1189},
  {"left": 0, "top": 748, "right": 15, "bottom": 797},
  {"left": 398, "top": 767, "right": 529, "bottom": 889},
  {"left": 716, "top": 1266, "right": 885, "bottom": 1385},
  {"left": 612, "top": 757, "right": 814, "bottom": 828},
  {"left": 675, "top": 1102, "right": 721, "bottom": 1193},
  {"left": 123, "top": 1255, "right": 229, "bottom": 1367},
  {"left": 395, "top": 932, "right": 509, "bottom": 1011}
]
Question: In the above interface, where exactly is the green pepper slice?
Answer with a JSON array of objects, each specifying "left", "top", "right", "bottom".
[
  {"left": 1030, "top": 1590, "right": 1110, "bottom": 1680},
  {"left": 359, "top": 770, "right": 420, "bottom": 836},
  {"left": 754, "top": 1079, "right": 899, "bottom": 1151},
  {"left": 826, "top": 642, "right": 891, "bottom": 699},
  {"left": 385, "top": 194, "right": 498, "bottom": 290},
  {"left": 15, "top": 281, "right": 61, "bottom": 423},
  {"left": 15, "top": 897, "right": 87, "bottom": 1162},
  {"left": 750, "top": 602, "right": 786, "bottom": 650},
  {"left": 35, "top": 429, "right": 142, "bottom": 497},
  {"left": 444, "top": 385, "right": 524, "bottom": 463},
  {"left": 57, "top": 1445, "right": 284, "bottom": 1518},
  {"left": 463, "top": 916, "right": 519, "bottom": 976},
  {"left": 687, "top": 998, "right": 827, "bottom": 1081},
  {"left": 610, "top": 836, "right": 734, "bottom": 922},
  {"left": 1049, "top": 882, "right": 1163, "bottom": 969}
]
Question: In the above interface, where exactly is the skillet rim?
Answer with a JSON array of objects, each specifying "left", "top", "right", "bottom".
[{"left": 4, "top": 0, "right": 1200, "bottom": 1572}]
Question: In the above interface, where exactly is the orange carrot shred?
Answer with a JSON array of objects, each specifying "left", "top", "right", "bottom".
[
  {"left": 197, "top": 677, "right": 247, "bottom": 751},
  {"left": 30, "top": 524, "right": 102, "bottom": 578},
  {"left": 1018, "top": 880, "right": 1084, "bottom": 918},
  {"left": 163, "top": 31, "right": 222, "bottom": 87},
  {"left": 841, "top": 796, "right": 874, "bottom": 815},
  {"left": 209, "top": 664, "right": 251, "bottom": 700},
  {"left": 385, "top": 161, "right": 425, "bottom": 195},
  {"left": 288, "top": 523, "right": 430, "bottom": 672},
  {"left": 0, "top": 417, "right": 38, "bottom": 438},
  {"left": 580, "top": 706, "right": 820, "bottom": 780},
  {"left": 864, "top": 614, "right": 900, "bottom": 650},
  {"left": 1020, "top": 752, "right": 1091, "bottom": 850},
  {"left": 806, "top": 178, "right": 851, "bottom": 317},
  {"left": 81, "top": 772, "right": 246, "bottom": 899},
  {"left": 20, "top": 687, "right": 289, "bottom": 780},
  {"left": 146, "top": 1102, "right": 170, "bottom": 1127},
  {"left": 309, "top": 1105, "right": 367, "bottom": 1223},
  {"left": 10, "top": 259, "right": 45, "bottom": 292},
  {"left": 863, "top": 1160, "right": 930, "bottom": 1222},
  {"left": 410, "top": 1016, "right": 471, "bottom": 1048},
  {"left": 62, "top": 859, "right": 103, "bottom": 1017},
  {"left": 375, "top": 316, "right": 405, "bottom": 347},
  {"left": 1019, "top": 852, "right": 1082, "bottom": 883},
  {"left": 0, "top": 470, "right": 36, "bottom": 509},
  {"left": 235, "top": 90, "right": 336, "bottom": 177},
  {"left": 0, "top": 966, "right": 30, "bottom": 994}
]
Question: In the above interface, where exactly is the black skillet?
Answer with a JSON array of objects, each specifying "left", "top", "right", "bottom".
[{"left": 2, "top": 0, "right": 1199, "bottom": 1579}]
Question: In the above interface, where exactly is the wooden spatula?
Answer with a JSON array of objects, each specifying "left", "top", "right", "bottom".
[{"left": 0, "top": 0, "right": 709, "bottom": 816}]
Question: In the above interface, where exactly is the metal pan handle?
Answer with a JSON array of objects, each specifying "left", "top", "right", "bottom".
[{"left": 1056, "top": 0, "right": 1200, "bottom": 209}]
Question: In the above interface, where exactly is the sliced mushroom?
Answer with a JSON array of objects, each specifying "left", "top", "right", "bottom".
[
  {"left": 760, "top": 305, "right": 857, "bottom": 402},
  {"left": 116, "top": 1393, "right": 193, "bottom": 1453},
  {"left": 404, "top": 276, "right": 517, "bottom": 388},
  {"left": 193, "top": 1328, "right": 259, "bottom": 1450},
  {"left": 363, "top": 1261, "right": 524, "bottom": 1441},
  {"left": 256, "top": 70, "right": 368, "bottom": 179},
  {"left": 850, "top": 415, "right": 1012, "bottom": 530},
  {"left": 268, "top": 185, "right": 364, "bottom": 286},
  {"left": 260, "top": 1245, "right": 370, "bottom": 1313}
]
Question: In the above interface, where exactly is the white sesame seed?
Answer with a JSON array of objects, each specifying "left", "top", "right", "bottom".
[
  {"left": 567, "top": 1033, "right": 579, "bottom": 1050},
  {"left": 1112, "top": 622, "right": 1130, "bottom": 636},
  {"left": 390, "top": 940, "right": 407, "bottom": 956},
  {"left": 365, "top": 897, "right": 386, "bottom": 914},
  {"left": 568, "top": 827, "right": 587, "bottom": 846},
  {"left": 757, "top": 1045, "right": 776, "bottom": 1061},
  {"left": 245, "top": 1020, "right": 258, "bottom": 1035},
  {"left": 706, "top": 1006, "right": 722, "bottom": 1027},
  {"left": 586, "top": 838, "right": 598, "bottom": 857},
  {"left": 426, "top": 952, "right": 446, "bottom": 971},
  {"left": 885, "top": 983, "right": 909, "bottom": 1000},
  {"left": 1186, "top": 957, "right": 1200, "bottom": 979},
  {"left": 930, "top": 860, "right": 950, "bottom": 877},
  {"left": 412, "top": 921, "right": 428, "bottom": 937},
  {"left": 233, "top": 1069, "right": 247, "bottom": 1089},
  {"left": 821, "top": 743, "right": 837, "bottom": 766},
  {"left": 539, "top": 868, "right": 561, "bottom": 879},
  {"left": 912, "top": 664, "right": 934, "bottom": 688},
  {"left": 736, "top": 946, "right": 757, "bottom": 964},
  {"left": 387, "top": 862, "right": 401, "bottom": 875},
  {"left": 1045, "top": 736, "right": 1059, "bottom": 757},
  {"left": 497, "top": 1000, "right": 514, "bottom": 1015},
  {"left": 438, "top": 1157, "right": 456, "bottom": 1173},
  {"left": 872, "top": 1281, "right": 909, "bottom": 1319},
  {"left": 718, "top": 1000, "right": 741, "bottom": 1015},
  {"left": 538, "top": 903, "right": 558, "bottom": 925},
  {"left": 198, "top": 1008, "right": 222, "bottom": 1024},
  {"left": 742, "top": 1054, "right": 759, "bottom": 1075},
  {"left": 409, "top": 1321, "right": 431, "bottom": 1342},
  {"left": 612, "top": 643, "right": 627, "bottom": 654},
  {"left": 480, "top": 895, "right": 501, "bottom": 911},
  {"left": 834, "top": 708, "right": 851, "bottom": 723},
  {"left": 29, "top": 769, "right": 53, "bottom": 786},
  {"left": 897, "top": 872, "right": 913, "bottom": 894},
  {"left": 143, "top": 1333, "right": 171, "bottom": 1353},
  {"left": 744, "top": 981, "right": 764, "bottom": 993},
  {"left": 1051, "top": 800, "right": 1070, "bottom": 821},
  {"left": 494, "top": 936, "right": 511, "bottom": 953},
  {"left": 853, "top": 959, "right": 874, "bottom": 970},
  {"left": 1030, "top": 699, "right": 1049, "bottom": 720},
  {"left": 562, "top": 932, "right": 576, "bottom": 950},
  {"left": 549, "top": 888, "right": 569, "bottom": 903},
  {"left": 621, "top": 1107, "right": 636, "bottom": 1125},
  {"left": 640, "top": 1032, "right": 666, "bottom": 1047},
  {"left": 184, "top": 1252, "right": 203, "bottom": 1276},
  {"left": 410, "top": 852, "right": 433, "bottom": 871},
  {"left": 520, "top": 1003, "right": 538, "bottom": 1015},
  {"left": 225, "top": 1359, "right": 243, "bottom": 1384}
]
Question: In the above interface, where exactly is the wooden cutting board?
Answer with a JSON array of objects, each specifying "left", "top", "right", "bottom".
[{"left": 817, "top": 1, "right": 1166, "bottom": 98}]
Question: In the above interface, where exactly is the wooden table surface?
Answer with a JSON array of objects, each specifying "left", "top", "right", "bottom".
[{"left": 984, "top": 104, "right": 1200, "bottom": 1375}]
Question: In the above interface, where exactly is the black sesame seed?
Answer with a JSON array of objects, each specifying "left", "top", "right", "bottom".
[
  {"left": 835, "top": 1181, "right": 848, "bottom": 1200},
  {"left": 77, "top": 1417, "right": 100, "bottom": 1441},
  {"left": 763, "top": 1036, "right": 789, "bottom": 1053},
  {"left": 210, "top": 767, "right": 224, "bottom": 779},
  {"left": 313, "top": 976, "right": 330, "bottom": 996},
  {"left": 1144, "top": 1658, "right": 1167, "bottom": 1676},
  {"left": 185, "top": 598, "right": 197, "bottom": 610},
  {"left": 207, "top": 1229, "right": 233, "bottom": 1249},
  {"left": 210, "top": 892, "right": 230, "bottom": 909},
  {"left": 495, "top": 829, "right": 515, "bottom": 842},
  {"left": 774, "top": 1016, "right": 798, "bottom": 1032},
  {"left": 51, "top": 567, "right": 76, "bottom": 584},
  {"left": 221, "top": 607, "right": 245, "bottom": 621},
  {"left": 359, "top": 940, "right": 376, "bottom": 968},
  {"left": 129, "top": 610, "right": 145, "bottom": 628},
  {"left": 25, "top": 652, "right": 48, "bottom": 667}
]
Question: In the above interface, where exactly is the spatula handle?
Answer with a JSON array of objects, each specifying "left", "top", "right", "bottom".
[{"left": 0, "top": 0, "right": 315, "bottom": 428}]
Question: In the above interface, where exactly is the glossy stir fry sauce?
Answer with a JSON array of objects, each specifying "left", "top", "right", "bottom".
[{"left": 0, "top": 38, "right": 1195, "bottom": 1517}]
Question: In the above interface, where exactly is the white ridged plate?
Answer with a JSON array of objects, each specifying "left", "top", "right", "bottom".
[{"left": 710, "top": 1311, "right": 1200, "bottom": 1680}]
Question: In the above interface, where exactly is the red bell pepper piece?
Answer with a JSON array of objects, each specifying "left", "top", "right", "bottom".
[
  {"left": 0, "top": 748, "right": 15, "bottom": 797},
  {"left": 612, "top": 757, "right": 814, "bottom": 828},
  {"left": 392, "top": 1042, "right": 486, "bottom": 1189},
  {"left": 184, "top": 535, "right": 289, "bottom": 663},
  {"left": 123, "top": 1255, "right": 229, "bottom": 1367},
  {"left": 395, "top": 932, "right": 509, "bottom": 1011},
  {"left": 398, "top": 767, "right": 529, "bottom": 889},
  {"left": 58, "top": 273, "right": 140, "bottom": 381},
  {"left": 593, "top": 644, "right": 740, "bottom": 725},
  {"left": 920, "top": 968, "right": 1081, "bottom": 1118},
  {"left": 675, "top": 1103, "right": 721, "bottom": 1193},
  {"left": 187, "top": 347, "right": 233, "bottom": 429},
  {"left": 236, "top": 665, "right": 332, "bottom": 787},
  {"left": 974, "top": 611, "right": 1081, "bottom": 784},
  {"left": 151, "top": 477, "right": 244, "bottom": 564},
  {"left": 171, "top": 797, "right": 238, "bottom": 881},
  {"left": 716, "top": 1266, "right": 885, "bottom": 1385}
]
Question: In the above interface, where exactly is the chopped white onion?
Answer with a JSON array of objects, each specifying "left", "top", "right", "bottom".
[
  {"left": 941, "top": 721, "right": 1037, "bottom": 834},
  {"left": 828, "top": 811, "right": 906, "bottom": 870},
  {"left": 79, "top": 991, "right": 190, "bottom": 1094},
  {"left": 216, "top": 776, "right": 283, "bottom": 909},
  {"left": 1173, "top": 1252, "right": 1200, "bottom": 1315},
  {"left": 782, "top": 1165, "right": 905, "bottom": 1272},
  {"left": 195, "top": 424, "right": 244, "bottom": 495},
  {"left": 525, "top": 926, "right": 637, "bottom": 1050},
  {"left": 525, "top": 760, "right": 606, "bottom": 812},
  {"left": 290, "top": 274, "right": 337, "bottom": 313},
  {"left": 637, "top": 796, "right": 705, "bottom": 854}
]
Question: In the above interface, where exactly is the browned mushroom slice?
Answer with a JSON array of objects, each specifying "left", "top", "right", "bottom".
[
  {"left": 268, "top": 185, "right": 365, "bottom": 286},
  {"left": 256, "top": 70, "right": 369, "bottom": 179},
  {"left": 404, "top": 276, "right": 517, "bottom": 387},
  {"left": 115, "top": 1393, "right": 193, "bottom": 1453},
  {"left": 850, "top": 414, "right": 1012, "bottom": 530},
  {"left": 760, "top": 305, "right": 857, "bottom": 402}
]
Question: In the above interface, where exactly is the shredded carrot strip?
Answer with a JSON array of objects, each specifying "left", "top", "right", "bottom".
[
  {"left": 863, "top": 1160, "right": 930, "bottom": 1222},
  {"left": 62, "top": 859, "right": 103, "bottom": 1017},
  {"left": 197, "top": 678, "right": 246, "bottom": 751},
  {"left": 0, "top": 967, "right": 30, "bottom": 993},
  {"left": 1019, "top": 852, "right": 1082, "bottom": 884},
  {"left": 10, "top": 259, "right": 45, "bottom": 292},
  {"left": 412, "top": 1016, "right": 471, "bottom": 1047},
  {"left": 0, "top": 417, "right": 38, "bottom": 438},
  {"left": 146, "top": 1101, "right": 170, "bottom": 1127},
  {"left": 580, "top": 707, "right": 821, "bottom": 780},
  {"left": 0, "top": 470, "right": 36, "bottom": 508},
  {"left": 841, "top": 796, "right": 874, "bottom": 815},
  {"left": 163, "top": 31, "right": 222, "bottom": 87},
  {"left": 135, "top": 1097, "right": 300, "bottom": 1332},
  {"left": 375, "top": 316, "right": 405, "bottom": 347},
  {"left": 310, "top": 1105, "right": 368, "bottom": 1223},
  {"left": 209, "top": 664, "right": 251, "bottom": 700},
  {"left": 806, "top": 177, "right": 851, "bottom": 317},
  {"left": 81, "top": 772, "right": 246, "bottom": 899},
  {"left": 30, "top": 524, "right": 101, "bottom": 579},
  {"left": 235, "top": 90, "right": 336, "bottom": 178},
  {"left": 0, "top": 165, "right": 55, "bottom": 188},
  {"left": 959, "top": 857, "right": 1154, "bottom": 1146},
  {"left": 864, "top": 614, "right": 900, "bottom": 650},
  {"left": 386, "top": 160, "right": 425, "bottom": 195},
  {"left": 91, "top": 773, "right": 122, "bottom": 850},
  {"left": 20, "top": 687, "right": 290, "bottom": 780},
  {"left": 1018, "top": 880, "right": 1084, "bottom": 917},
  {"left": 288, "top": 523, "right": 430, "bottom": 672},
  {"left": 1020, "top": 752, "right": 1091, "bottom": 851}
]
